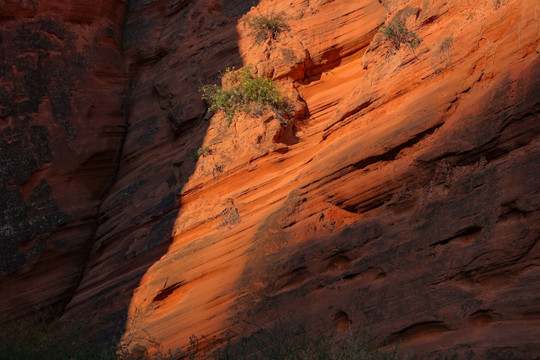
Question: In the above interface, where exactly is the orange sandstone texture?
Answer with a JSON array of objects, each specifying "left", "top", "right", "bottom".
[
  {"left": 69, "top": 0, "right": 539, "bottom": 357},
  {"left": 2, "top": 0, "right": 539, "bottom": 358}
]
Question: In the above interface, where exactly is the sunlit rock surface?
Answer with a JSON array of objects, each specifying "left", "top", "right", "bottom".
[{"left": 2, "top": 0, "right": 539, "bottom": 358}]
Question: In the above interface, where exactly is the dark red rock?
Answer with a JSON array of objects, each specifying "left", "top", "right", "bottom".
[{"left": 0, "top": 1, "right": 126, "bottom": 321}]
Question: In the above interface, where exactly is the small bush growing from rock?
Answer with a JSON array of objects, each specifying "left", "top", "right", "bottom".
[
  {"left": 192, "top": 145, "right": 210, "bottom": 160},
  {"left": 200, "top": 66, "right": 291, "bottom": 122},
  {"left": 311, "top": 53, "right": 328, "bottom": 65},
  {"left": 439, "top": 36, "right": 453, "bottom": 52},
  {"left": 430, "top": 35, "right": 454, "bottom": 69},
  {"left": 246, "top": 12, "right": 289, "bottom": 44},
  {"left": 381, "top": 17, "right": 420, "bottom": 53}
]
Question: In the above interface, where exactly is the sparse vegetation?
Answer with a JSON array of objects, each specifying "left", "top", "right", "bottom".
[
  {"left": 246, "top": 12, "right": 289, "bottom": 44},
  {"left": 0, "top": 315, "right": 119, "bottom": 360},
  {"left": 0, "top": 312, "right": 182, "bottom": 360},
  {"left": 214, "top": 320, "right": 402, "bottom": 360},
  {"left": 0, "top": 313, "right": 406, "bottom": 360},
  {"left": 212, "top": 164, "right": 224, "bottom": 179},
  {"left": 192, "top": 145, "right": 211, "bottom": 160},
  {"left": 200, "top": 66, "right": 291, "bottom": 123},
  {"left": 439, "top": 36, "right": 453, "bottom": 53},
  {"left": 311, "top": 54, "right": 328, "bottom": 65},
  {"left": 381, "top": 16, "right": 420, "bottom": 57},
  {"left": 430, "top": 35, "right": 454, "bottom": 70}
]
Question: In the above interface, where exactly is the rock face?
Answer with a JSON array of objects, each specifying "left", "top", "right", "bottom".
[
  {"left": 0, "top": 1, "right": 127, "bottom": 320},
  {"left": 2, "top": 0, "right": 540, "bottom": 358}
]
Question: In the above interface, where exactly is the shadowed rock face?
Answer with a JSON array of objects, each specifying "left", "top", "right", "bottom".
[
  {"left": 0, "top": 1, "right": 127, "bottom": 320},
  {"left": 2, "top": 0, "right": 540, "bottom": 358}
]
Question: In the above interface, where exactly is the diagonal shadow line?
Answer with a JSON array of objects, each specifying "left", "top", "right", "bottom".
[{"left": 60, "top": 0, "right": 263, "bottom": 349}]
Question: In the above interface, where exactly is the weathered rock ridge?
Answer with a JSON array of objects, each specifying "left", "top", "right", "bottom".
[{"left": 1, "top": 0, "right": 539, "bottom": 358}]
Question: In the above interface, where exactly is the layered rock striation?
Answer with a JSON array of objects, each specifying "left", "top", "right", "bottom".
[
  {"left": 1, "top": 0, "right": 539, "bottom": 358},
  {"left": 0, "top": 1, "right": 127, "bottom": 320}
]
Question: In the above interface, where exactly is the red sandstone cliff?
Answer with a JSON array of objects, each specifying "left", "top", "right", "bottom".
[
  {"left": 0, "top": 0, "right": 126, "bottom": 321},
  {"left": 1, "top": 0, "right": 539, "bottom": 358}
]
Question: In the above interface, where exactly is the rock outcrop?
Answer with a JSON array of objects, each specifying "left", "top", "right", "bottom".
[{"left": 2, "top": 0, "right": 539, "bottom": 358}]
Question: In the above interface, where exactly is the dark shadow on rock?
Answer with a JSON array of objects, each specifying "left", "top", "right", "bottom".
[
  {"left": 0, "top": 5, "right": 126, "bottom": 323},
  {"left": 52, "top": 0, "right": 264, "bottom": 351},
  {"left": 230, "top": 59, "right": 540, "bottom": 357}
]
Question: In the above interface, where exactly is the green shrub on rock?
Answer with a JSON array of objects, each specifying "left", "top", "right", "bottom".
[
  {"left": 200, "top": 66, "right": 291, "bottom": 123},
  {"left": 246, "top": 13, "right": 289, "bottom": 44},
  {"left": 381, "top": 16, "right": 420, "bottom": 56}
]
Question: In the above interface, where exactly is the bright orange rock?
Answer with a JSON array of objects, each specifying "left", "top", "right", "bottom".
[{"left": 2, "top": 0, "right": 539, "bottom": 358}]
